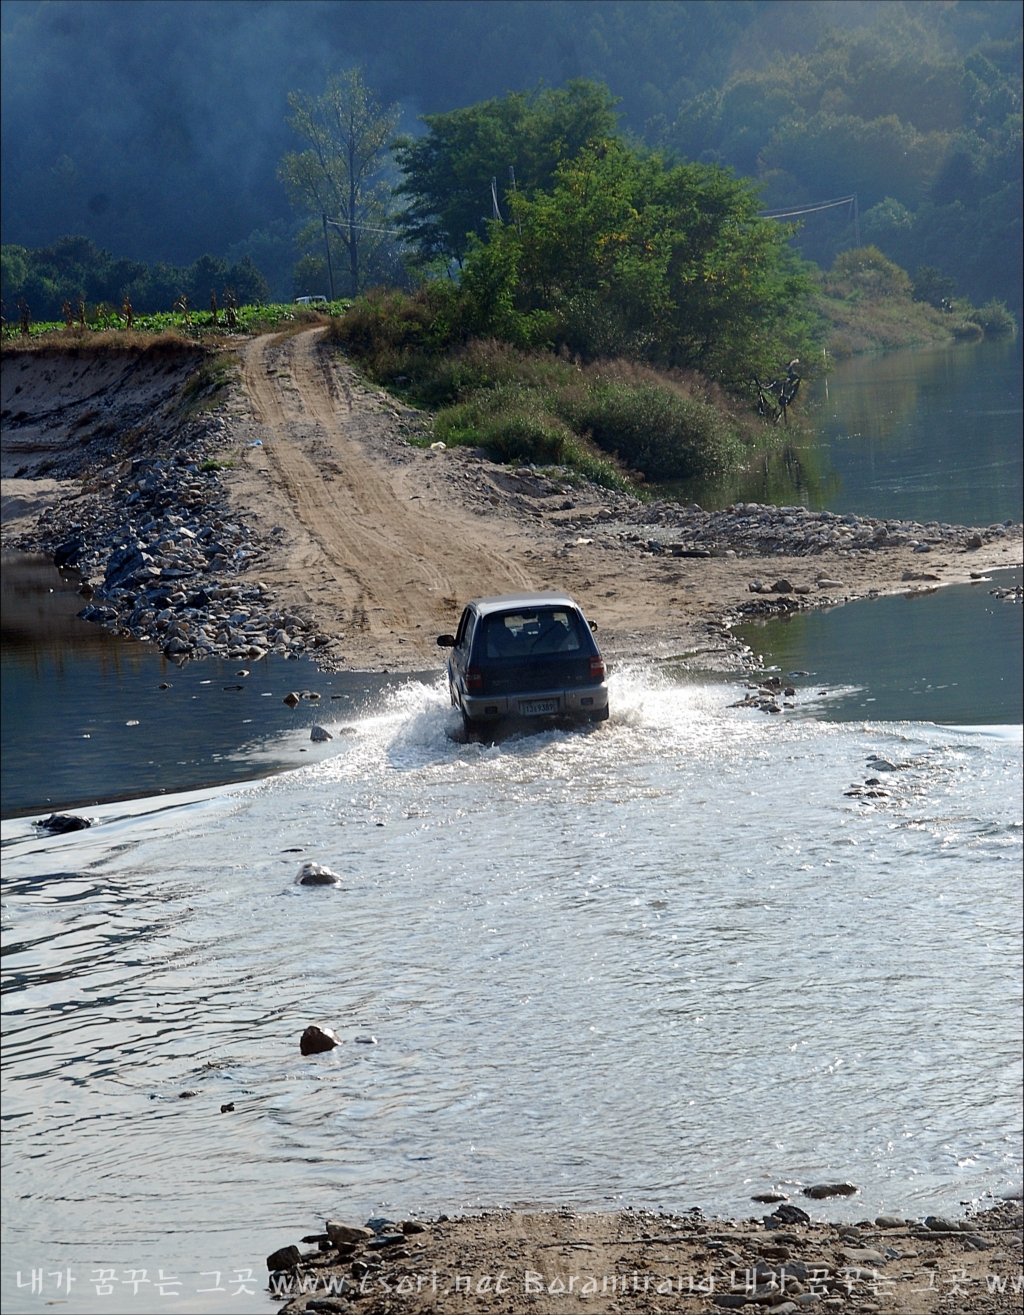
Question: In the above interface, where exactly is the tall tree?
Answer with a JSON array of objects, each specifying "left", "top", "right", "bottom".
[
  {"left": 394, "top": 81, "right": 619, "bottom": 268},
  {"left": 279, "top": 68, "right": 399, "bottom": 296}
]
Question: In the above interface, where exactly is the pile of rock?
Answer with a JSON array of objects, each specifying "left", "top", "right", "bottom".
[
  {"left": 10, "top": 417, "right": 335, "bottom": 665},
  {"left": 620, "top": 501, "right": 1019, "bottom": 557}
]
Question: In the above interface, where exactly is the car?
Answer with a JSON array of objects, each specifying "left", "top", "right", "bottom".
[
  {"left": 294, "top": 295, "right": 329, "bottom": 305},
  {"left": 437, "top": 592, "right": 609, "bottom": 737}
]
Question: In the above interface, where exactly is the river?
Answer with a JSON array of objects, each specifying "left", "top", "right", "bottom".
[{"left": 2, "top": 339, "right": 1021, "bottom": 1314}]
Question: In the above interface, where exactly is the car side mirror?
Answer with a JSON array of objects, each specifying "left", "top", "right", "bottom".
[
  {"left": 436, "top": 634, "right": 456, "bottom": 647},
  {"left": 589, "top": 620, "right": 598, "bottom": 631}
]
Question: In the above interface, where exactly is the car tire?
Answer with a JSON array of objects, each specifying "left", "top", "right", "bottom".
[
  {"left": 589, "top": 705, "right": 610, "bottom": 722},
  {"left": 461, "top": 710, "right": 479, "bottom": 742}
]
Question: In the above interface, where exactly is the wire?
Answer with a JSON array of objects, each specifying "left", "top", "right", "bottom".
[
  {"left": 328, "top": 218, "right": 407, "bottom": 236},
  {"left": 762, "top": 196, "right": 856, "bottom": 220}
]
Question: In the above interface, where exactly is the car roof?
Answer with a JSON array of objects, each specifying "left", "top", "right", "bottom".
[{"left": 469, "top": 591, "right": 581, "bottom": 618}]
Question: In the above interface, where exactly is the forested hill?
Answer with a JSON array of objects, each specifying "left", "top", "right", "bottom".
[
  {"left": 665, "top": 26, "right": 1022, "bottom": 315},
  {"left": 1, "top": 0, "right": 1020, "bottom": 311}
]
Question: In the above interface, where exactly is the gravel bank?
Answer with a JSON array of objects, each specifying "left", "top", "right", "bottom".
[{"left": 264, "top": 1199, "right": 1023, "bottom": 1313}]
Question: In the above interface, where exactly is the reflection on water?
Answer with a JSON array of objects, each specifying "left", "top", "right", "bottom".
[
  {"left": 674, "top": 337, "right": 1023, "bottom": 524},
  {"left": 736, "top": 568, "right": 1023, "bottom": 725},
  {"left": 1, "top": 554, "right": 428, "bottom": 817},
  {"left": 2, "top": 674, "right": 1021, "bottom": 1312}
]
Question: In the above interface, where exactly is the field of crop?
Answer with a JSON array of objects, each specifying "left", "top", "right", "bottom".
[{"left": 2, "top": 300, "right": 353, "bottom": 341}]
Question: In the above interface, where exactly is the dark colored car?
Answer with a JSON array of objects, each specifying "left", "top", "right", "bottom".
[{"left": 437, "top": 592, "right": 609, "bottom": 736}]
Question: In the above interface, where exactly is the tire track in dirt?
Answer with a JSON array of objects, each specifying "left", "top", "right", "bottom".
[{"left": 240, "top": 328, "right": 533, "bottom": 648}]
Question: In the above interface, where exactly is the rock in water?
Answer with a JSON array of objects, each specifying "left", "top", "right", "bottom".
[
  {"left": 300, "top": 1024, "right": 341, "bottom": 1055},
  {"left": 283, "top": 691, "right": 301, "bottom": 707},
  {"left": 34, "top": 813, "right": 91, "bottom": 834},
  {"left": 310, "top": 725, "right": 333, "bottom": 742},
  {"left": 297, "top": 862, "right": 342, "bottom": 887},
  {"left": 804, "top": 1182, "right": 858, "bottom": 1199},
  {"left": 266, "top": 1245, "right": 301, "bottom": 1272},
  {"left": 54, "top": 537, "right": 84, "bottom": 568},
  {"left": 751, "top": 1191, "right": 790, "bottom": 1203}
]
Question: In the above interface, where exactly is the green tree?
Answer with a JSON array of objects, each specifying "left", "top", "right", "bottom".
[
  {"left": 393, "top": 81, "right": 619, "bottom": 268},
  {"left": 457, "top": 141, "right": 817, "bottom": 384},
  {"left": 279, "top": 68, "right": 399, "bottom": 296}
]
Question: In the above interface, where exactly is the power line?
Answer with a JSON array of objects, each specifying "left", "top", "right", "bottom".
[
  {"left": 762, "top": 193, "right": 859, "bottom": 245},
  {"left": 324, "top": 217, "right": 405, "bottom": 236}
]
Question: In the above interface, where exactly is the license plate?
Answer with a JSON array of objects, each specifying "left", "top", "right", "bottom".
[{"left": 519, "top": 698, "right": 558, "bottom": 716}]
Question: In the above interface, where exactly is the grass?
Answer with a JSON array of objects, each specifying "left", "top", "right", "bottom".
[{"left": 182, "top": 353, "right": 240, "bottom": 414}]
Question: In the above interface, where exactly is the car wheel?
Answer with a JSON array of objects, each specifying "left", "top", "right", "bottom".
[
  {"left": 461, "top": 710, "right": 479, "bottom": 742},
  {"left": 589, "top": 705, "right": 610, "bottom": 722}
]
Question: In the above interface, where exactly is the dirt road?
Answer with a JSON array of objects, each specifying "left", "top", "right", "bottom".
[{"left": 234, "top": 328, "right": 535, "bottom": 667}]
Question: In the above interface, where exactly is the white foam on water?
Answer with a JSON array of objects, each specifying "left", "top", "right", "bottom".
[{"left": 2, "top": 666, "right": 1021, "bottom": 1311}]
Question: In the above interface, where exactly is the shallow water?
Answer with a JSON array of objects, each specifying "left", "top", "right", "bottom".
[
  {"left": 3, "top": 672, "right": 1021, "bottom": 1311},
  {"left": 736, "top": 567, "right": 1023, "bottom": 725},
  {"left": 0, "top": 553, "right": 420, "bottom": 817},
  {"left": 676, "top": 336, "right": 1023, "bottom": 523}
]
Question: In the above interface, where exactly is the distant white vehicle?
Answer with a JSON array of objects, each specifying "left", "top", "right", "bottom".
[{"left": 294, "top": 295, "right": 329, "bottom": 305}]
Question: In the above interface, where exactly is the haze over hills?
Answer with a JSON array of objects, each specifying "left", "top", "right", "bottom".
[{"left": 1, "top": 0, "right": 1021, "bottom": 310}]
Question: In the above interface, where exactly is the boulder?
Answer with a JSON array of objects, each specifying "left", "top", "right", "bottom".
[
  {"left": 767, "top": 1203, "right": 810, "bottom": 1226},
  {"left": 300, "top": 1024, "right": 341, "bottom": 1055},
  {"left": 266, "top": 1245, "right": 301, "bottom": 1272},
  {"left": 297, "top": 862, "right": 342, "bottom": 887},
  {"left": 54, "top": 537, "right": 84, "bottom": 568},
  {"left": 326, "top": 1222, "right": 374, "bottom": 1246},
  {"left": 924, "top": 1215, "right": 960, "bottom": 1232},
  {"left": 283, "top": 692, "right": 301, "bottom": 707},
  {"left": 773, "top": 578, "right": 794, "bottom": 593},
  {"left": 803, "top": 1182, "right": 858, "bottom": 1199},
  {"left": 34, "top": 813, "right": 91, "bottom": 833},
  {"left": 310, "top": 725, "right": 333, "bottom": 743},
  {"left": 751, "top": 1192, "right": 790, "bottom": 1203}
]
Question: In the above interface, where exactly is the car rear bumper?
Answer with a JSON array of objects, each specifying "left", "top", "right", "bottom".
[{"left": 461, "top": 682, "right": 609, "bottom": 721}]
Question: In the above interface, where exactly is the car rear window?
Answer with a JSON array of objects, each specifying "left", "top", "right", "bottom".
[{"left": 481, "top": 608, "right": 584, "bottom": 658}]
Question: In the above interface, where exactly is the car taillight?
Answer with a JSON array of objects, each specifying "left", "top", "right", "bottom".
[
  {"left": 590, "top": 656, "right": 606, "bottom": 680},
  {"left": 466, "top": 669, "right": 483, "bottom": 691}
]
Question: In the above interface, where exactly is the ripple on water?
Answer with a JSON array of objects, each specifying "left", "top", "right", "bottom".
[{"left": 1, "top": 670, "right": 1021, "bottom": 1311}]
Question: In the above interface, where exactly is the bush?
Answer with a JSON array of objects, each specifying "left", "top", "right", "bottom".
[
  {"left": 554, "top": 381, "right": 738, "bottom": 481},
  {"left": 433, "top": 386, "right": 630, "bottom": 490},
  {"left": 823, "top": 246, "right": 913, "bottom": 301},
  {"left": 966, "top": 299, "right": 1017, "bottom": 338}
]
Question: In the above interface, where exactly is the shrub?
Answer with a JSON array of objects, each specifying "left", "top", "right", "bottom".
[
  {"left": 553, "top": 381, "right": 738, "bottom": 481},
  {"left": 433, "top": 386, "right": 629, "bottom": 490},
  {"left": 966, "top": 299, "right": 1017, "bottom": 338},
  {"left": 823, "top": 247, "right": 913, "bottom": 301}
]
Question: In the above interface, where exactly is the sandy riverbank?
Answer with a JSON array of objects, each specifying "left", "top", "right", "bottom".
[
  {"left": 265, "top": 1199, "right": 1023, "bottom": 1314},
  {"left": 2, "top": 327, "right": 1021, "bottom": 676}
]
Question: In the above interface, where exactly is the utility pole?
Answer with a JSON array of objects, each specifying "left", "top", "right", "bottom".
[
  {"left": 321, "top": 213, "right": 336, "bottom": 301},
  {"left": 491, "top": 177, "right": 503, "bottom": 223},
  {"left": 852, "top": 194, "right": 860, "bottom": 247}
]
